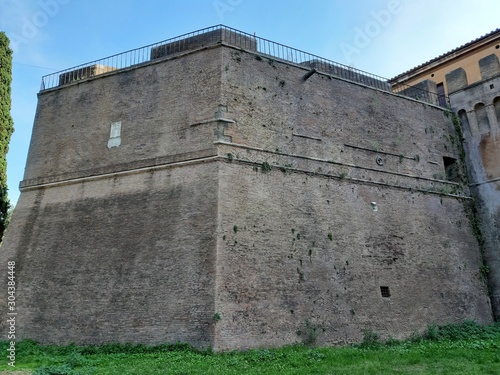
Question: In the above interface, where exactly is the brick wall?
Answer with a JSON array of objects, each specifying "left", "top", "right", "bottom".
[
  {"left": 0, "top": 42, "right": 492, "bottom": 350},
  {"left": 211, "top": 47, "right": 491, "bottom": 349}
]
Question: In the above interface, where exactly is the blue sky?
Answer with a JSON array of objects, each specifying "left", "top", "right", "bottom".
[{"left": 1, "top": 0, "right": 499, "bottom": 206}]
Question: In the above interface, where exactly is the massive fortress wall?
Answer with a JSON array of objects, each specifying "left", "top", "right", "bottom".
[
  {"left": 213, "top": 47, "right": 491, "bottom": 349},
  {"left": 0, "top": 31, "right": 492, "bottom": 350},
  {"left": 3, "top": 46, "right": 224, "bottom": 347}
]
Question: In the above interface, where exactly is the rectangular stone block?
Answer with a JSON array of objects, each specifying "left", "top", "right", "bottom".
[
  {"left": 446, "top": 67, "right": 468, "bottom": 94},
  {"left": 58, "top": 64, "right": 116, "bottom": 86},
  {"left": 151, "top": 28, "right": 257, "bottom": 60},
  {"left": 479, "top": 54, "right": 500, "bottom": 80}
]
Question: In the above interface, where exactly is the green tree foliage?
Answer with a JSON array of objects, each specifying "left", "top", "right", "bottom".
[{"left": 0, "top": 32, "right": 14, "bottom": 239}]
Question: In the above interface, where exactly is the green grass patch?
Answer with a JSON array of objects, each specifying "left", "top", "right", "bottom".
[{"left": 1, "top": 321, "right": 499, "bottom": 374}]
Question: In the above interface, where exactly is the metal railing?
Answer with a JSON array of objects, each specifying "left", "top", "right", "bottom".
[{"left": 40, "top": 25, "right": 448, "bottom": 107}]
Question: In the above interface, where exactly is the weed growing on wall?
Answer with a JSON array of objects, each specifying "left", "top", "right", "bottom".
[
  {"left": 450, "top": 111, "right": 490, "bottom": 286},
  {"left": 360, "top": 329, "right": 380, "bottom": 348},
  {"left": 261, "top": 161, "right": 271, "bottom": 172},
  {"left": 296, "top": 319, "right": 318, "bottom": 346}
]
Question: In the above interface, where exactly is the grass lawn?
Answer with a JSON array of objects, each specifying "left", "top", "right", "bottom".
[{"left": 0, "top": 321, "right": 499, "bottom": 374}]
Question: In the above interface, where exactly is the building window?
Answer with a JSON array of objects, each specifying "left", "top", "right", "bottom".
[
  {"left": 494, "top": 97, "right": 500, "bottom": 127},
  {"left": 437, "top": 82, "right": 447, "bottom": 107},
  {"left": 443, "top": 156, "right": 460, "bottom": 182},
  {"left": 380, "top": 286, "right": 391, "bottom": 298}
]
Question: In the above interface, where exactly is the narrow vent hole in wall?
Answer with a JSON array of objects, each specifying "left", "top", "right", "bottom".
[{"left": 380, "top": 286, "right": 391, "bottom": 298}]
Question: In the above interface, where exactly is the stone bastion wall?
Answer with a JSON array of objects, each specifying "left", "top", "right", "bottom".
[{"left": 0, "top": 42, "right": 492, "bottom": 350}]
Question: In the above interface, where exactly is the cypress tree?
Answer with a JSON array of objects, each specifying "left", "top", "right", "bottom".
[{"left": 0, "top": 32, "right": 14, "bottom": 239}]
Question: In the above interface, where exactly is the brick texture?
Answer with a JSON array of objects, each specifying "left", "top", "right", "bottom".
[{"left": 0, "top": 42, "right": 492, "bottom": 350}]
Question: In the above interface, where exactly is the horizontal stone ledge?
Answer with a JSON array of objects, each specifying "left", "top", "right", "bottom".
[
  {"left": 344, "top": 143, "right": 417, "bottom": 161},
  {"left": 469, "top": 176, "right": 500, "bottom": 187},
  {"left": 20, "top": 150, "right": 218, "bottom": 191},
  {"left": 214, "top": 141, "right": 460, "bottom": 186},
  {"left": 219, "top": 154, "right": 472, "bottom": 200},
  {"left": 220, "top": 156, "right": 473, "bottom": 200},
  {"left": 292, "top": 133, "right": 322, "bottom": 141}
]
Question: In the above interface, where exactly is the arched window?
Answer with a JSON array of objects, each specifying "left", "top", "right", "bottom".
[
  {"left": 474, "top": 103, "right": 490, "bottom": 133},
  {"left": 494, "top": 97, "right": 500, "bottom": 128},
  {"left": 458, "top": 109, "right": 471, "bottom": 136}
]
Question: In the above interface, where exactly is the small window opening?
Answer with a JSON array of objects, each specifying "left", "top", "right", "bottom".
[
  {"left": 380, "top": 286, "right": 391, "bottom": 298},
  {"left": 436, "top": 82, "right": 447, "bottom": 107},
  {"left": 490, "top": 84, "right": 495, "bottom": 89},
  {"left": 443, "top": 156, "right": 460, "bottom": 182}
]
